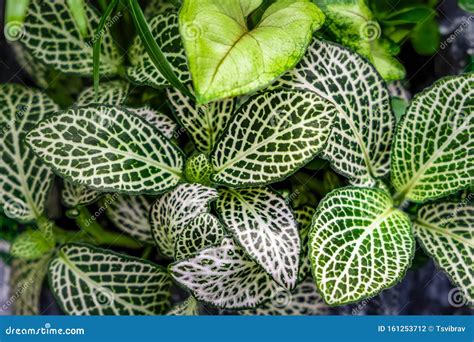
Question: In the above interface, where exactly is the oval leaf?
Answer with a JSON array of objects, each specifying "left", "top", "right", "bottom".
[
  {"left": 391, "top": 74, "right": 474, "bottom": 202},
  {"left": 310, "top": 187, "right": 414, "bottom": 305},
  {"left": 216, "top": 187, "right": 299, "bottom": 289},
  {"left": 26, "top": 105, "right": 185, "bottom": 194},
  {"left": 278, "top": 39, "right": 395, "bottom": 186},
  {"left": 49, "top": 243, "right": 172, "bottom": 315},
  {"left": 180, "top": 0, "right": 325, "bottom": 103},
  {"left": 211, "top": 89, "right": 335, "bottom": 187},
  {"left": 127, "top": 106, "right": 177, "bottom": 139},
  {"left": 76, "top": 81, "right": 130, "bottom": 107},
  {"left": 62, "top": 180, "right": 102, "bottom": 208}
]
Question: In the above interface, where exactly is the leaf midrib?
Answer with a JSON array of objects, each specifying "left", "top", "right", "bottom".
[{"left": 414, "top": 219, "right": 474, "bottom": 248}]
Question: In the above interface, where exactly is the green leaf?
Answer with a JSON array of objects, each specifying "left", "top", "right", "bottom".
[
  {"left": 371, "top": 38, "right": 406, "bottom": 81},
  {"left": 126, "top": 12, "right": 191, "bottom": 90},
  {"left": 391, "top": 74, "right": 474, "bottom": 203},
  {"left": 145, "top": 0, "right": 179, "bottom": 18},
  {"left": 380, "top": 6, "right": 436, "bottom": 25},
  {"left": 0, "top": 84, "right": 58, "bottom": 222},
  {"left": 150, "top": 183, "right": 218, "bottom": 257},
  {"left": 410, "top": 18, "right": 440, "bottom": 55},
  {"left": 49, "top": 243, "right": 172, "bottom": 315},
  {"left": 241, "top": 278, "right": 329, "bottom": 315},
  {"left": 105, "top": 194, "right": 154, "bottom": 243},
  {"left": 166, "top": 296, "right": 199, "bottom": 315},
  {"left": 170, "top": 237, "right": 281, "bottom": 309},
  {"left": 278, "top": 39, "right": 395, "bottom": 186},
  {"left": 309, "top": 187, "right": 414, "bottom": 305},
  {"left": 62, "top": 180, "right": 102, "bottom": 208},
  {"left": 9, "top": 254, "right": 50, "bottom": 315},
  {"left": 184, "top": 153, "right": 213, "bottom": 186},
  {"left": 458, "top": 0, "right": 474, "bottom": 13},
  {"left": 294, "top": 206, "right": 314, "bottom": 282},
  {"left": 22, "top": 0, "right": 122, "bottom": 76},
  {"left": 180, "top": 0, "right": 325, "bottom": 103},
  {"left": 174, "top": 213, "right": 226, "bottom": 260},
  {"left": 11, "top": 43, "right": 50, "bottom": 89},
  {"left": 127, "top": 106, "right": 177, "bottom": 139},
  {"left": 10, "top": 227, "right": 55, "bottom": 260},
  {"left": 26, "top": 105, "right": 185, "bottom": 194},
  {"left": 75, "top": 81, "right": 130, "bottom": 107},
  {"left": 413, "top": 202, "right": 473, "bottom": 305},
  {"left": 67, "top": 0, "right": 89, "bottom": 37},
  {"left": 167, "top": 87, "right": 235, "bottom": 153},
  {"left": 216, "top": 187, "right": 299, "bottom": 289},
  {"left": 211, "top": 89, "right": 335, "bottom": 187}
]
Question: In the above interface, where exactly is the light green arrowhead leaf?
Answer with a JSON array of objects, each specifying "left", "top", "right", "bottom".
[
  {"left": 180, "top": 0, "right": 325, "bottom": 103},
  {"left": 127, "top": 106, "right": 177, "bottom": 140},
  {"left": 49, "top": 243, "right": 172, "bottom": 315},
  {"left": 105, "top": 194, "right": 154, "bottom": 243},
  {"left": 150, "top": 183, "right": 218, "bottom": 257},
  {"left": 277, "top": 39, "right": 395, "bottom": 186},
  {"left": 413, "top": 202, "right": 473, "bottom": 305},
  {"left": 241, "top": 278, "right": 329, "bottom": 315},
  {"left": 294, "top": 206, "right": 315, "bottom": 282},
  {"left": 75, "top": 81, "right": 130, "bottom": 107},
  {"left": 184, "top": 153, "right": 213, "bottom": 186},
  {"left": 166, "top": 296, "right": 199, "bottom": 315},
  {"left": 62, "top": 180, "right": 102, "bottom": 208},
  {"left": 174, "top": 213, "right": 227, "bottom": 260},
  {"left": 309, "top": 187, "right": 414, "bottom": 305},
  {"left": 392, "top": 74, "right": 474, "bottom": 203},
  {"left": 22, "top": 0, "right": 122, "bottom": 76},
  {"left": 167, "top": 87, "right": 235, "bottom": 153},
  {"left": 170, "top": 237, "right": 281, "bottom": 309},
  {"left": 26, "top": 105, "right": 185, "bottom": 194},
  {"left": 216, "top": 187, "right": 299, "bottom": 289},
  {"left": 211, "top": 89, "right": 335, "bottom": 187},
  {"left": 126, "top": 13, "right": 190, "bottom": 89},
  {"left": 10, "top": 226, "right": 55, "bottom": 260},
  {"left": 9, "top": 254, "right": 50, "bottom": 315},
  {"left": 0, "top": 84, "right": 58, "bottom": 222}
]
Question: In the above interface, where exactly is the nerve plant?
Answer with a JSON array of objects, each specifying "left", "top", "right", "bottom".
[{"left": 0, "top": 0, "right": 472, "bottom": 316}]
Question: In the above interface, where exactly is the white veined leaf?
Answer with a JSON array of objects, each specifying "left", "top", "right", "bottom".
[
  {"left": 22, "top": 0, "right": 122, "bottom": 76},
  {"left": 174, "top": 213, "right": 227, "bottom": 260},
  {"left": 413, "top": 202, "right": 473, "bottom": 305},
  {"left": 75, "top": 81, "right": 131, "bottom": 107},
  {"left": 167, "top": 87, "right": 235, "bottom": 153},
  {"left": 216, "top": 187, "right": 299, "bottom": 289},
  {"left": 241, "top": 278, "right": 329, "bottom": 315},
  {"left": 309, "top": 187, "right": 414, "bottom": 305},
  {"left": 9, "top": 254, "right": 51, "bottom": 315},
  {"left": 26, "top": 105, "right": 185, "bottom": 194},
  {"left": 49, "top": 243, "right": 172, "bottom": 315},
  {"left": 126, "top": 13, "right": 190, "bottom": 88},
  {"left": 105, "top": 194, "right": 154, "bottom": 243},
  {"left": 166, "top": 296, "right": 199, "bottom": 315},
  {"left": 391, "top": 74, "right": 474, "bottom": 203},
  {"left": 150, "top": 183, "right": 218, "bottom": 257},
  {"left": 277, "top": 38, "right": 394, "bottom": 186},
  {"left": 10, "top": 226, "right": 55, "bottom": 260},
  {"left": 145, "top": 0, "right": 179, "bottom": 18},
  {"left": 294, "top": 206, "right": 315, "bottom": 282},
  {"left": 0, "top": 84, "right": 58, "bottom": 222},
  {"left": 211, "top": 89, "right": 336, "bottom": 187},
  {"left": 11, "top": 43, "right": 50, "bottom": 89},
  {"left": 127, "top": 106, "right": 177, "bottom": 139},
  {"left": 184, "top": 153, "right": 213, "bottom": 186},
  {"left": 62, "top": 180, "right": 102, "bottom": 208},
  {"left": 170, "top": 237, "right": 281, "bottom": 309}
]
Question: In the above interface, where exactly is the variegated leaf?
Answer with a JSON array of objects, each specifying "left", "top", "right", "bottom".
[
  {"left": 216, "top": 187, "right": 299, "bottom": 289},
  {"left": 127, "top": 106, "right": 177, "bottom": 139},
  {"left": 167, "top": 87, "right": 235, "bottom": 153},
  {"left": 62, "top": 180, "right": 102, "bottom": 208},
  {"left": 22, "top": 0, "right": 122, "bottom": 75},
  {"left": 277, "top": 39, "right": 394, "bottom": 186},
  {"left": 49, "top": 244, "right": 172, "bottom": 315},
  {"left": 26, "top": 105, "right": 185, "bottom": 194},
  {"left": 126, "top": 13, "right": 190, "bottom": 88},
  {"left": 0, "top": 84, "right": 58, "bottom": 222},
  {"left": 10, "top": 226, "right": 55, "bottom": 260},
  {"left": 166, "top": 296, "right": 199, "bottom": 315},
  {"left": 150, "top": 184, "right": 218, "bottom": 257},
  {"left": 105, "top": 194, "right": 154, "bottom": 243},
  {"left": 170, "top": 237, "right": 281, "bottom": 309},
  {"left": 184, "top": 153, "right": 213, "bottom": 186},
  {"left": 75, "top": 81, "right": 130, "bottom": 107},
  {"left": 241, "top": 278, "right": 329, "bottom": 315},
  {"left": 174, "top": 213, "right": 226, "bottom": 260},
  {"left": 211, "top": 89, "right": 335, "bottom": 187},
  {"left": 11, "top": 43, "right": 49, "bottom": 89},
  {"left": 294, "top": 206, "right": 315, "bottom": 282},
  {"left": 9, "top": 254, "right": 50, "bottom": 315},
  {"left": 145, "top": 0, "right": 179, "bottom": 18},
  {"left": 310, "top": 187, "right": 414, "bottom": 305},
  {"left": 391, "top": 74, "right": 474, "bottom": 203},
  {"left": 413, "top": 202, "right": 473, "bottom": 305}
]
